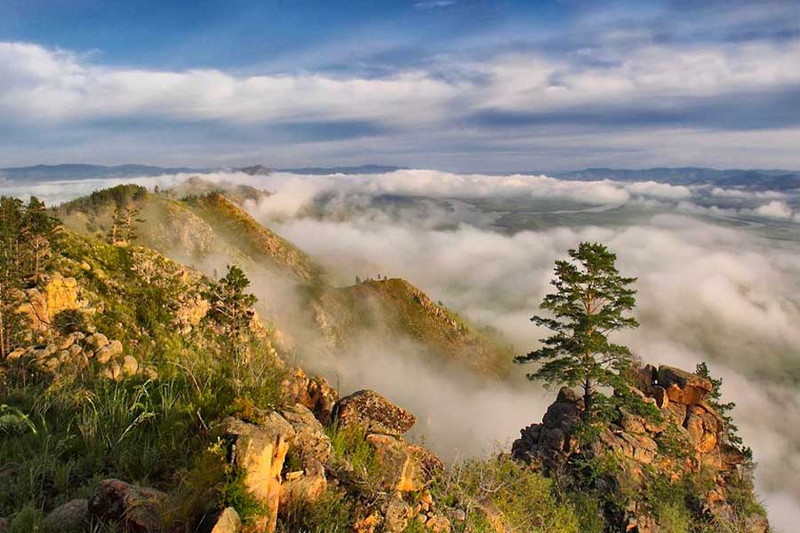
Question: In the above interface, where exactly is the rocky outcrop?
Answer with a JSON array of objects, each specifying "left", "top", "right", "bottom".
[
  {"left": 213, "top": 385, "right": 449, "bottom": 533},
  {"left": 512, "top": 363, "right": 767, "bottom": 533},
  {"left": 18, "top": 273, "right": 86, "bottom": 332},
  {"left": 334, "top": 390, "right": 416, "bottom": 437},
  {"left": 8, "top": 331, "right": 140, "bottom": 380},
  {"left": 280, "top": 368, "right": 338, "bottom": 426},
  {"left": 88, "top": 479, "right": 168, "bottom": 532},
  {"left": 219, "top": 415, "right": 294, "bottom": 533}
]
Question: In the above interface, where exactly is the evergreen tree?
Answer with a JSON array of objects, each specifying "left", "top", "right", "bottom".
[
  {"left": 109, "top": 205, "right": 124, "bottom": 245},
  {"left": 516, "top": 242, "right": 639, "bottom": 419},
  {"left": 203, "top": 265, "right": 257, "bottom": 389},
  {"left": 21, "top": 196, "right": 60, "bottom": 284},
  {"left": 0, "top": 197, "right": 27, "bottom": 358},
  {"left": 123, "top": 204, "right": 144, "bottom": 243}
]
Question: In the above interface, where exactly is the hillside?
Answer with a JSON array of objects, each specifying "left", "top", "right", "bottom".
[
  {"left": 58, "top": 183, "right": 512, "bottom": 378},
  {"left": 58, "top": 185, "right": 322, "bottom": 284},
  {"left": 311, "top": 278, "right": 513, "bottom": 376}
]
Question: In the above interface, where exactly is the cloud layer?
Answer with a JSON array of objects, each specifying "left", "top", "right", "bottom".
[{"left": 2, "top": 37, "right": 800, "bottom": 169}]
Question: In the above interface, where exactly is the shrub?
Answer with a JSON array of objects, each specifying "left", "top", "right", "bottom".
[
  {"left": 277, "top": 486, "right": 352, "bottom": 533},
  {"left": 434, "top": 456, "right": 580, "bottom": 533}
]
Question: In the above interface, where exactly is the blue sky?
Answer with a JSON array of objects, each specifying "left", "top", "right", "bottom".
[{"left": 1, "top": 0, "right": 799, "bottom": 171}]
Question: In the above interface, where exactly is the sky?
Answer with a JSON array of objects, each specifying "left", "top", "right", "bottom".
[{"left": 1, "top": 0, "right": 799, "bottom": 171}]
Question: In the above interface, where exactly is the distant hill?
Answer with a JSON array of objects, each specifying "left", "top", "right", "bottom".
[
  {"left": 275, "top": 164, "right": 405, "bottom": 175},
  {"left": 554, "top": 167, "right": 800, "bottom": 190},
  {"left": 0, "top": 163, "right": 206, "bottom": 181},
  {"left": 58, "top": 183, "right": 322, "bottom": 284},
  {"left": 6, "top": 163, "right": 800, "bottom": 191},
  {"left": 0, "top": 163, "right": 405, "bottom": 182}
]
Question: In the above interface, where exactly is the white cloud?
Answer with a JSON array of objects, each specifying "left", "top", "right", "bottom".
[
  {"left": 478, "top": 42, "right": 800, "bottom": 112},
  {"left": 2, "top": 40, "right": 799, "bottom": 129},
  {"left": 755, "top": 200, "right": 794, "bottom": 220},
  {"left": 0, "top": 42, "right": 457, "bottom": 126}
]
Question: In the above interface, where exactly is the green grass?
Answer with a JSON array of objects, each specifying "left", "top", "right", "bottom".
[
  {"left": 326, "top": 423, "right": 378, "bottom": 479},
  {"left": 434, "top": 456, "right": 581, "bottom": 533}
]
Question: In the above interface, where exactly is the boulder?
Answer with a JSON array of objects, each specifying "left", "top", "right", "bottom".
[
  {"left": 18, "top": 274, "right": 83, "bottom": 331},
  {"left": 424, "top": 514, "right": 452, "bottom": 533},
  {"left": 219, "top": 414, "right": 295, "bottom": 533},
  {"left": 87, "top": 333, "right": 110, "bottom": 351},
  {"left": 334, "top": 390, "right": 415, "bottom": 436},
  {"left": 408, "top": 444, "right": 445, "bottom": 480},
  {"left": 207, "top": 507, "right": 241, "bottom": 533},
  {"left": 95, "top": 339, "right": 122, "bottom": 364},
  {"left": 366, "top": 434, "right": 424, "bottom": 492},
  {"left": 42, "top": 498, "right": 89, "bottom": 532},
  {"left": 281, "top": 369, "right": 338, "bottom": 425},
  {"left": 279, "top": 473, "right": 327, "bottom": 514},
  {"left": 88, "top": 479, "right": 168, "bottom": 532},
  {"left": 383, "top": 494, "right": 414, "bottom": 532},
  {"left": 657, "top": 365, "right": 712, "bottom": 405},
  {"left": 280, "top": 403, "right": 331, "bottom": 474},
  {"left": 122, "top": 355, "right": 139, "bottom": 377}
]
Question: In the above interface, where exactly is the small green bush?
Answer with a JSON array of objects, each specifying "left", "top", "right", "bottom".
[
  {"left": 434, "top": 456, "right": 580, "bottom": 533},
  {"left": 277, "top": 486, "right": 352, "bottom": 533}
]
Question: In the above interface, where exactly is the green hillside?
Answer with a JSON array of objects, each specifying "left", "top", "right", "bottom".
[
  {"left": 58, "top": 183, "right": 512, "bottom": 378},
  {"left": 312, "top": 278, "right": 513, "bottom": 376}
]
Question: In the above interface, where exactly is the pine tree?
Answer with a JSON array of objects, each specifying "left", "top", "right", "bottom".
[
  {"left": 21, "top": 196, "right": 60, "bottom": 284},
  {"left": 0, "top": 197, "right": 27, "bottom": 358},
  {"left": 109, "top": 205, "right": 124, "bottom": 245},
  {"left": 516, "top": 242, "right": 639, "bottom": 420},
  {"left": 123, "top": 204, "right": 144, "bottom": 243},
  {"left": 203, "top": 265, "right": 257, "bottom": 390}
]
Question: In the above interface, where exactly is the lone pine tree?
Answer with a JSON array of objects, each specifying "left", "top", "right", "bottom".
[{"left": 516, "top": 242, "right": 638, "bottom": 420}]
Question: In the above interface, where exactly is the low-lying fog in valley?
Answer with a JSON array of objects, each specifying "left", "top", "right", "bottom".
[{"left": 4, "top": 169, "right": 800, "bottom": 530}]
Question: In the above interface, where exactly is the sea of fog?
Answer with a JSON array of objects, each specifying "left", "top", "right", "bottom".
[{"left": 3, "top": 169, "right": 800, "bottom": 531}]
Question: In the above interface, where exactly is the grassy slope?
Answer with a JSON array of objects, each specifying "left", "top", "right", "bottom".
[
  {"left": 0, "top": 230, "right": 285, "bottom": 526},
  {"left": 59, "top": 186, "right": 322, "bottom": 284},
  {"left": 184, "top": 193, "right": 323, "bottom": 284},
  {"left": 314, "top": 278, "right": 513, "bottom": 377},
  {"left": 59, "top": 185, "right": 512, "bottom": 378}
]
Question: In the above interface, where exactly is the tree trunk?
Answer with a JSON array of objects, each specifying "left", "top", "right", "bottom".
[
  {"left": 0, "top": 302, "right": 5, "bottom": 359},
  {"left": 582, "top": 377, "right": 594, "bottom": 420}
]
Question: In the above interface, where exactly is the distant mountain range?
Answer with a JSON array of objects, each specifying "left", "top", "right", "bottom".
[
  {"left": 0, "top": 164, "right": 206, "bottom": 181},
  {"left": 2, "top": 163, "right": 799, "bottom": 190},
  {"left": 553, "top": 167, "right": 800, "bottom": 191}
]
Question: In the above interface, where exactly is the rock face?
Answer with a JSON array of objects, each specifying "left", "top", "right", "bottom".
[
  {"left": 334, "top": 390, "right": 416, "bottom": 436},
  {"left": 88, "top": 479, "right": 168, "bottom": 532},
  {"left": 219, "top": 415, "right": 294, "bottom": 533},
  {"left": 657, "top": 365, "right": 714, "bottom": 405},
  {"left": 18, "top": 273, "right": 85, "bottom": 331},
  {"left": 512, "top": 363, "right": 767, "bottom": 533}
]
